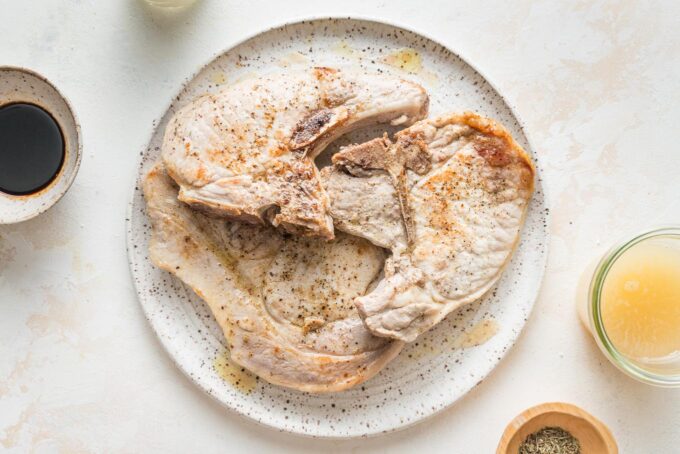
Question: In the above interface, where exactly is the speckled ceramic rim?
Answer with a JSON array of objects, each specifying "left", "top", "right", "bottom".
[
  {"left": 589, "top": 227, "right": 680, "bottom": 387},
  {"left": 0, "top": 65, "right": 82, "bottom": 224},
  {"left": 125, "top": 15, "right": 551, "bottom": 438}
]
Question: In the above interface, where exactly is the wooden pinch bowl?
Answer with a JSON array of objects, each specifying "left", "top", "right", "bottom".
[{"left": 496, "top": 402, "right": 617, "bottom": 454}]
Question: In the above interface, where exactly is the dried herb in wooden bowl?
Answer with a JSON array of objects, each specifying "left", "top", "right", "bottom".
[{"left": 518, "top": 426, "right": 581, "bottom": 454}]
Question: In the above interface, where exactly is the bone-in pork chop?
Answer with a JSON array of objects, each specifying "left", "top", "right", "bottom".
[
  {"left": 161, "top": 67, "right": 428, "bottom": 240},
  {"left": 144, "top": 163, "right": 403, "bottom": 392},
  {"left": 321, "top": 112, "right": 535, "bottom": 342}
]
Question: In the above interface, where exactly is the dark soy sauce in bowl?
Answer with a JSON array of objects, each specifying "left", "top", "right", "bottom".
[{"left": 0, "top": 102, "right": 65, "bottom": 195}]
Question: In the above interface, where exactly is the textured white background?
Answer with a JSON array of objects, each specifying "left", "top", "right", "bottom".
[{"left": 1, "top": 1, "right": 679, "bottom": 452}]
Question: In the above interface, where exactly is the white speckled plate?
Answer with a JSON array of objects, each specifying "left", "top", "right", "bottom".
[{"left": 126, "top": 18, "right": 549, "bottom": 438}]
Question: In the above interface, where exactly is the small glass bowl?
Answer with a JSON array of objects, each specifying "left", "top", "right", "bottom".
[
  {"left": 144, "top": 0, "right": 198, "bottom": 8},
  {"left": 580, "top": 227, "right": 680, "bottom": 387}
]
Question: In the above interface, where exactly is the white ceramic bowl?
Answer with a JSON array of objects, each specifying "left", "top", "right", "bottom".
[{"left": 0, "top": 66, "right": 82, "bottom": 224}]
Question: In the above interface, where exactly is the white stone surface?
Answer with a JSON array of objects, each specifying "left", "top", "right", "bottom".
[{"left": 1, "top": 0, "right": 679, "bottom": 452}]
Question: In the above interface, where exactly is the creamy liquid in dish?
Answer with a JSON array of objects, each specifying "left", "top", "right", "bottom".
[
  {"left": 144, "top": 0, "right": 198, "bottom": 7},
  {"left": 601, "top": 237, "right": 680, "bottom": 363}
]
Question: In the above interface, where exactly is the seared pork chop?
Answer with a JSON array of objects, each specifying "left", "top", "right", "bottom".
[
  {"left": 162, "top": 67, "right": 428, "bottom": 240},
  {"left": 321, "top": 113, "right": 535, "bottom": 342},
  {"left": 144, "top": 163, "right": 403, "bottom": 392}
]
